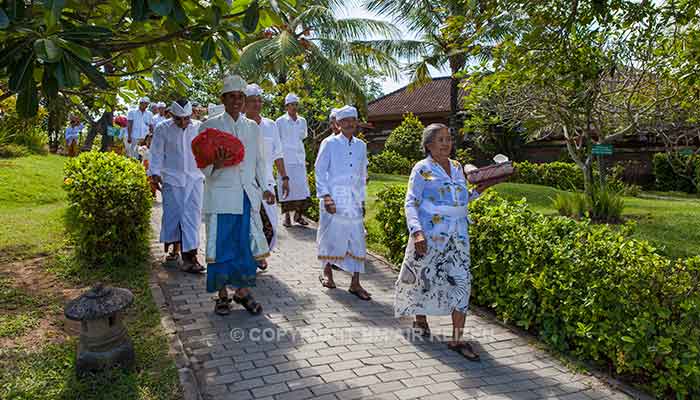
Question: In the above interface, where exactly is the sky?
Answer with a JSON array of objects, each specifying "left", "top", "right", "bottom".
[{"left": 337, "top": 2, "right": 447, "bottom": 95}]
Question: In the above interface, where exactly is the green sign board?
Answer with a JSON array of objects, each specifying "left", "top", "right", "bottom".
[
  {"left": 592, "top": 144, "right": 613, "bottom": 156},
  {"left": 680, "top": 148, "right": 694, "bottom": 156}
]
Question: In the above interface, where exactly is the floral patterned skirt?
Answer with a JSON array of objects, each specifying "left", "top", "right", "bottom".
[{"left": 394, "top": 235, "right": 472, "bottom": 317}]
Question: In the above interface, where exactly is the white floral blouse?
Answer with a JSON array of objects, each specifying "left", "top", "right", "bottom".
[{"left": 404, "top": 156, "right": 479, "bottom": 252}]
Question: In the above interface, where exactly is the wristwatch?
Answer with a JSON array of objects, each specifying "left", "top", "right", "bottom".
[{"left": 281, "top": 176, "right": 290, "bottom": 181}]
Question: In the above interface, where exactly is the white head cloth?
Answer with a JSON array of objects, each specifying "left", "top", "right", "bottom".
[
  {"left": 285, "top": 93, "right": 300, "bottom": 105},
  {"left": 335, "top": 105, "right": 358, "bottom": 121},
  {"left": 157, "top": 101, "right": 166, "bottom": 108},
  {"left": 244, "top": 84, "right": 263, "bottom": 97},
  {"left": 170, "top": 101, "right": 192, "bottom": 117},
  {"left": 138, "top": 96, "right": 150, "bottom": 104},
  {"left": 221, "top": 75, "right": 247, "bottom": 94},
  {"left": 329, "top": 108, "right": 339, "bottom": 121},
  {"left": 208, "top": 103, "right": 225, "bottom": 117}
]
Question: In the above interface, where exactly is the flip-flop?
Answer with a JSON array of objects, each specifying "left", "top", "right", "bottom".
[
  {"left": 318, "top": 274, "right": 336, "bottom": 289},
  {"left": 180, "top": 260, "right": 205, "bottom": 274},
  {"left": 348, "top": 288, "right": 371, "bottom": 301},
  {"left": 447, "top": 342, "right": 480, "bottom": 361},
  {"left": 233, "top": 293, "right": 263, "bottom": 315}
]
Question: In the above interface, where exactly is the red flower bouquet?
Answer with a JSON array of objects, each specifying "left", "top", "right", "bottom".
[
  {"left": 191, "top": 128, "right": 245, "bottom": 169},
  {"left": 113, "top": 115, "right": 128, "bottom": 128}
]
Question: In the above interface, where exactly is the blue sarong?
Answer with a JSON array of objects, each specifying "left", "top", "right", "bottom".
[{"left": 206, "top": 195, "right": 258, "bottom": 292}]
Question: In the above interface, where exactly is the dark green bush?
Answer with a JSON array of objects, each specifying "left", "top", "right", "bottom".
[
  {"left": 374, "top": 186, "right": 700, "bottom": 398},
  {"left": 63, "top": 152, "right": 152, "bottom": 268},
  {"left": 368, "top": 150, "right": 413, "bottom": 175},
  {"left": 652, "top": 152, "right": 700, "bottom": 194},
  {"left": 0, "top": 144, "right": 30, "bottom": 158},
  {"left": 306, "top": 170, "right": 319, "bottom": 222},
  {"left": 552, "top": 185, "right": 625, "bottom": 223},
  {"left": 513, "top": 161, "right": 637, "bottom": 195},
  {"left": 383, "top": 113, "right": 425, "bottom": 161}
]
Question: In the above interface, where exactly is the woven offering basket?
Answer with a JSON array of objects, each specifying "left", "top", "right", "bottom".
[{"left": 465, "top": 161, "right": 515, "bottom": 185}]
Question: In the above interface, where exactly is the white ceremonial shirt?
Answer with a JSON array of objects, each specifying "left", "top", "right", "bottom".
[
  {"left": 127, "top": 108, "right": 154, "bottom": 140},
  {"left": 152, "top": 114, "right": 168, "bottom": 129},
  {"left": 275, "top": 113, "right": 308, "bottom": 165},
  {"left": 148, "top": 119, "right": 204, "bottom": 187},
  {"left": 314, "top": 133, "right": 368, "bottom": 216},
  {"left": 198, "top": 112, "right": 268, "bottom": 215},
  {"left": 257, "top": 117, "right": 284, "bottom": 188}
]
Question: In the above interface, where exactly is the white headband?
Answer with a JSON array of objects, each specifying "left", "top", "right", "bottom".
[
  {"left": 285, "top": 93, "right": 300, "bottom": 105},
  {"left": 139, "top": 96, "right": 150, "bottom": 104},
  {"left": 221, "top": 75, "right": 247, "bottom": 94},
  {"left": 244, "top": 84, "right": 263, "bottom": 97},
  {"left": 335, "top": 105, "right": 358, "bottom": 121},
  {"left": 170, "top": 101, "right": 193, "bottom": 117}
]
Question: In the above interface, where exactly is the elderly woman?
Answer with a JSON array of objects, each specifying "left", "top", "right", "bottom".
[{"left": 394, "top": 123, "right": 494, "bottom": 361}]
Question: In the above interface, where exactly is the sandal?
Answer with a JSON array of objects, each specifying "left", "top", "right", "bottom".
[
  {"left": 295, "top": 215, "right": 308, "bottom": 226},
  {"left": 257, "top": 260, "right": 268, "bottom": 271},
  {"left": 413, "top": 320, "right": 431, "bottom": 337},
  {"left": 214, "top": 297, "right": 232, "bottom": 316},
  {"left": 180, "top": 259, "right": 205, "bottom": 274},
  {"left": 447, "top": 342, "right": 480, "bottom": 361},
  {"left": 233, "top": 293, "right": 263, "bottom": 315},
  {"left": 348, "top": 287, "right": 371, "bottom": 301},
  {"left": 318, "top": 274, "right": 336, "bottom": 289}
]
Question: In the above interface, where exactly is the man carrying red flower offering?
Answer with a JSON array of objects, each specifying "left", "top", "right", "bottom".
[{"left": 197, "top": 74, "right": 274, "bottom": 316}]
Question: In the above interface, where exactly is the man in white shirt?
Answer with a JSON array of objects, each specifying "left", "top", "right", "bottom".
[
  {"left": 126, "top": 97, "right": 154, "bottom": 159},
  {"left": 243, "top": 84, "right": 290, "bottom": 263},
  {"left": 198, "top": 75, "right": 274, "bottom": 316},
  {"left": 276, "top": 93, "right": 311, "bottom": 227},
  {"left": 64, "top": 114, "right": 83, "bottom": 157},
  {"left": 152, "top": 102, "right": 168, "bottom": 128},
  {"left": 315, "top": 105, "right": 371, "bottom": 301},
  {"left": 148, "top": 99, "right": 205, "bottom": 273}
]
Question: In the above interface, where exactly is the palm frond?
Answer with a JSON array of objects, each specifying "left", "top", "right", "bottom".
[
  {"left": 306, "top": 44, "right": 367, "bottom": 108},
  {"left": 313, "top": 18, "right": 402, "bottom": 41},
  {"left": 363, "top": 0, "right": 443, "bottom": 35},
  {"left": 238, "top": 39, "right": 275, "bottom": 81},
  {"left": 313, "top": 38, "right": 402, "bottom": 80}
]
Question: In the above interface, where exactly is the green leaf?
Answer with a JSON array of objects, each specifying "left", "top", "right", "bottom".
[
  {"left": 42, "top": 66, "right": 59, "bottom": 98},
  {"left": 131, "top": 0, "right": 149, "bottom": 21},
  {"left": 72, "top": 57, "right": 109, "bottom": 89},
  {"left": 44, "top": 0, "right": 65, "bottom": 27},
  {"left": 0, "top": 41, "right": 26, "bottom": 69},
  {"left": 0, "top": 9, "right": 10, "bottom": 29},
  {"left": 201, "top": 37, "right": 216, "bottom": 61},
  {"left": 7, "top": 0, "right": 26, "bottom": 20},
  {"left": 218, "top": 39, "right": 233, "bottom": 61},
  {"left": 56, "top": 56, "right": 81, "bottom": 87},
  {"left": 243, "top": 1, "right": 259, "bottom": 33},
  {"left": 208, "top": 5, "right": 222, "bottom": 26},
  {"left": 16, "top": 79, "right": 39, "bottom": 118},
  {"left": 621, "top": 336, "right": 636, "bottom": 343},
  {"left": 171, "top": 0, "right": 187, "bottom": 24},
  {"left": 58, "top": 26, "right": 113, "bottom": 41},
  {"left": 34, "top": 38, "right": 64, "bottom": 63},
  {"left": 149, "top": 0, "right": 173, "bottom": 16},
  {"left": 56, "top": 39, "right": 92, "bottom": 61},
  {"left": 8, "top": 54, "right": 34, "bottom": 92}
]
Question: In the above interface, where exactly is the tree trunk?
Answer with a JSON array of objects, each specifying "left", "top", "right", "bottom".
[{"left": 81, "top": 111, "right": 111, "bottom": 151}]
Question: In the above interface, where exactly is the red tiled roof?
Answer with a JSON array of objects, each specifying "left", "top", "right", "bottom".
[{"left": 367, "top": 77, "right": 467, "bottom": 119}]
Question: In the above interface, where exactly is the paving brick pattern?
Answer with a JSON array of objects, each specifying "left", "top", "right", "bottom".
[{"left": 150, "top": 201, "right": 636, "bottom": 400}]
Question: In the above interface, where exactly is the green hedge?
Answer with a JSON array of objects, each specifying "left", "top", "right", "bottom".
[
  {"left": 652, "top": 152, "right": 700, "bottom": 194},
  {"left": 374, "top": 186, "right": 700, "bottom": 398},
  {"left": 512, "top": 161, "right": 636, "bottom": 195},
  {"left": 63, "top": 152, "right": 152, "bottom": 268},
  {"left": 306, "top": 170, "right": 319, "bottom": 222},
  {"left": 368, "top": 150, "right": 413, "bottom": 175}
]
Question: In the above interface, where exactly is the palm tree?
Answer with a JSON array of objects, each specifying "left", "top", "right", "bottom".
[
  {"left": 237, "top": 0, "right": 427, "bottom": 106},
  {"left": 364, "top": 0, "right": 514, "bottom": 133}
]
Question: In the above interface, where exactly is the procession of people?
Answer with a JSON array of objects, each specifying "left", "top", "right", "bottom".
[{"left": 62, "top": 73, "right": 499, "bottom": 361}]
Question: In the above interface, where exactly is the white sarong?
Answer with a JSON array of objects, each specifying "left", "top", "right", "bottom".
[
  {"left": 161, "top": 180, "right": 203, "bottom": 252},
  {"left": 279, "top": 163, "right": 310, "bottom": 202},
  {"left": 316, "top": 197, "right": 366, "bottom": 274}
]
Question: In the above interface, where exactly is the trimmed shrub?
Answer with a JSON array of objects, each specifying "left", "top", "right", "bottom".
[
  {"left": 0, "top": 97, "right": 49, "bottom": 155},
  {"left": 384, "top": 113, "right": 425, "bottom": 161},
  {"left": 455, "top": 147, "right": 473, "bottom": 166},
  {"left": 374, "top": 187, "right": 700, "bottom": 397},
  {"left": 652, "top": 152, "right": 700, "bottom": 194},
  {"left": 63, "top": 152, "right": 152, "bottom": 268},
  {"left": 513, "top": 160, "right": 638, "bottom": 195},
  {"left": 368, "top": 150, "right": 413, "bottom": 175}
]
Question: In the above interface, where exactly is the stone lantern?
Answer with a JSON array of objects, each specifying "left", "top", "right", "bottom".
[{"left": 64, "top": 282, "right": 135, "bottom": 375}]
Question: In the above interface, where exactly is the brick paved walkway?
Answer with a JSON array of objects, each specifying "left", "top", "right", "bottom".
[{"left": 150, "top": 200, "right": 640, "bottom": 400}]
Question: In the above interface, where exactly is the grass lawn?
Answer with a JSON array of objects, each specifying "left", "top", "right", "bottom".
[
  {"left": 364, "top": 174, "right": 700, "bottom": 260},
  {"left": 0, "top": 154, "right": 181, "bottom": 400}
]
